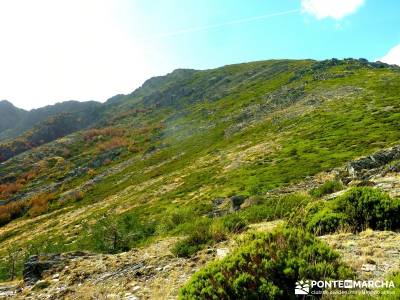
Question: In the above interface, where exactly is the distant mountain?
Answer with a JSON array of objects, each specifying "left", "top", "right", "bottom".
[
  {"left": 0, "top": 100, "right": 27, "bottom": 137},
  {"left": 0, "top": 100, "right": 102, "bottom": 141},
  {"left": 0, "top": 100, "right": 105, "bottom": 162}
]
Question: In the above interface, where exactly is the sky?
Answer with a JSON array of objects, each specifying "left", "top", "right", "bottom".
[{"left": 0, "top": 0, "right": 399, "bottom": 110}]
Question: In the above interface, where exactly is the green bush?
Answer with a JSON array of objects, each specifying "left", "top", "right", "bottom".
[
  {"left": 306, "top": 209, "right": 349, "bottom": 235},
  {"left": 336, "top": 187, "right": 400, "bottom": 232},
  {"left": 179, "top": 227, "right": 353, "bottom": 299},
  {"left": 81, "top": 214, "right": 156, "bottom": 253},
  {"left": 303, "top": 187, "right": 400, "bottom": 234},
  {"left": 310, "top": 180, "right": 344, "bottom": 198},
  {"left": 240, "top": 193, "right": 313, "bottom": 224},
  {"left": 221, "top": 214, "right": 247, "bottom": 233},
  {"left": 172, "top": 225, "right": 212, "bottom": 257}
]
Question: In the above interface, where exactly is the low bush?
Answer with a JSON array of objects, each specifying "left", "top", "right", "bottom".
[
  {"left": 83, "top": 127, "right": 125, "bottom": 143},
  {"left": 303, "top": 187, "right": 400, "bottom": 234},
  {"left": 306, "top": 209, "right": 349, "bottom": 235},
  {"left": 0, "top": 182, "right": 23, "bottom": 200},
  {"left": 96, "top": 137, "right": 128, "bottom": 152},
  {"left": 221, "top": 214, "right": 247, "bottom": 233},
  {"left": 240, "top": 193, "right": 313, "bottom": 224},
  {"left": 28, "top": 193, "right": 54, "bottom": 217},
  {"left": 336, "top": 187, "right": 400, "bottom": 232},
  {"left": 0, "top": 200, "right": 29, "bottom": 226},
  {"left": 179, "top": 227, "right": 353, "bottom": 299},
  {"left": 80, "top": 213, "right": 156, "bottom": 253},
  {"left": 310, "top": 180, "right": 344, "bottom": 198},
  {"left": 172, "top": 224, "right": 212, "bottom": 257}
]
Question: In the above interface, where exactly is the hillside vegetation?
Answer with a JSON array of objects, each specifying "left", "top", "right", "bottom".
[{"left": 0, "top": 58, "right": 399, "bottom": 298}]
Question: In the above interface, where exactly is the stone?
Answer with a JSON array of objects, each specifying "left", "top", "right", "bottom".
[
  {"left": 347, "top": 145, "right": 400, "bottom": 177},
  {"left": 216, "top": 248, "right": 229, "bottom": 258},
  {"left": 23, "top": 255, "right": 62, "bottom": 286},
  {"left": 230, "top": 195, "right": 247, "bottom": 211},
  {"left": 361, "top": 263, "right": 376, "bottom": 272}
]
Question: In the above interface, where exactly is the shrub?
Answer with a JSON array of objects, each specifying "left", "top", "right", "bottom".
[
  {"left": 306, "top": 208, "right": 349, "bottom": 235},
  {"left": 0, "top": 182, "right": 23, "bottom": 200},
  {"left": 336, "top": 187, "right": 400, "bottom": 232},
  {"left": 310, "top": 180, "right": 344, "bottom": 198},
  {"left": 81, "top": 213, "right": 156, "bottom": 253},
  {"left": 172, "top": 225, "right": 212, "bottom": 258},
  {"left": 0, "top": 200, "right": 29, "bottom": 226},
  {"left": 221, "top": 214, "right": 247, "bottom": 233},
  {"left": 28, "top": 193, "right": 54, "bottom": 217},
  {"left": 83, "top": 127, "right": 125, "bottom": 143},
  {"left": 303, "top": 187, "right": 400, "bottom": 234},
  {"left": 209, "top": 222, "right": 228, "bottom": 242},
  {"left": 66, "top": 190, "right": 85, "bottom": 202},
  {"left": 179, "top": 227, "right": 353, "bottom": 299},
  {"left": 96, "top": 137, "right": 128, "bottom": 152}
]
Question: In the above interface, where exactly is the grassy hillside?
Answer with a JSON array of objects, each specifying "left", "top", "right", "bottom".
[{"left": 0, "top": 58, "right": 399, "bottom": 281}]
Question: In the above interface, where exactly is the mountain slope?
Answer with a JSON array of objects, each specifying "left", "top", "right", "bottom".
[
  {"left": 0, "top": 100, "right": 104, "bottom": 161},
  {"left": 0, "top": 58, "right": 399, "bottom": 287},
  {"left": 0, "top": 100, "right": 27, "bottom": 137},
  {"left": 0, "top": 100, "right": 104, "bottom": 141}
]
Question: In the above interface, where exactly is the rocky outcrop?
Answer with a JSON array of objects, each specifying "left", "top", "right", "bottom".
[
  {"left": 230, "top": 195, "right": 247, "bottom": 211},
  {"left": 347, "top": 145, "right": 400, "bottom": 178},
  {"left": 23, "top": 252, "right": 91, "bottom": 286},
  {"left": 209, "top": 195, "right": 250, "bottom": 217}
]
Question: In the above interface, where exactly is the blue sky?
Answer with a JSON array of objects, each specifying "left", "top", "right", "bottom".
[
  {"left": 0, "top": 0, "right": 399, "bottom": 109},
  {"left": 131, "top": 0, "right": 400, "bottom": 69}
]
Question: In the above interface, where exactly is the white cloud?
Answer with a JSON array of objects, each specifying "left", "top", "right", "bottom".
[
  {"left": 301, "top": 0, "right": 365, "bottom": 20},
  {"left": 0, "top": 0, "right": 170, "bottom": 109},
  {"left": 378, "top": 44, "right": 400, "bottom": 66}
]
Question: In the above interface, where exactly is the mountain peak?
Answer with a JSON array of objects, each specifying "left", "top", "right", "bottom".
[{"left": 0, "top": 100, "right": 17, "bottom": 109}]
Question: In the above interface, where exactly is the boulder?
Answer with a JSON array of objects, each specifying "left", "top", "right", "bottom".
[
  {"left": 347, "top": 145, "right": 400, "bottom": 177},
  {"left": 23, "top": 255, "right": 62, "bottom": 286},
  {"left": 230, "top": 195, "right": 247, "bottom": 211},
  {"left": 23, "top": 252, "right": 92, "bottom": 286}
]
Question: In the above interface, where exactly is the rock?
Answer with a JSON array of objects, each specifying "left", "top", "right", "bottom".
[
  {"left": 208, "top": 197, "right": 230, "bottom": 217},
  {"left": 347, "top": 145, "right": 400, "bottom": 177},
  {"left": 131, "top": 286, "right": 140, "bottom": 292},
  {"left": 216, "top": 248, "right": 229, "bottom": 259},
  {"left": 230, "top": 195, "right": 247, "bottom": 211},
  {"left": 361, "top": 263, "right": 376, "bottom": 272},
  {"left": 23, "top": 255, "right": 62, "bottom": 286},
  {"left": 0, "top": 284, "right": 19, "bottom": 297},
  {"left": 23, "top": 252, "right": 90, "bottom": 286},
  {"left": 240, "top": 196, "right": 260, "bottom": 209},
  {"left": 212, "top": 197, "right": 225, "bottom": 206},
  {"left": 32, "top": 279, "right": 51, "bottom": 290}
]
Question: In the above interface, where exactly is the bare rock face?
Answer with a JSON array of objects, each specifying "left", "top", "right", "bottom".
[
  {"left": 229, "top": 195, "right": 247, "bottom": 211},
  {"left": 23, "top": 252, "right": 91, "bottom": 286},
  {"left": 347, "top": 145, "right": 400, "bottom": 178},
  {"left": 23, "top": 255, "right": 63, "bottom": 286}
]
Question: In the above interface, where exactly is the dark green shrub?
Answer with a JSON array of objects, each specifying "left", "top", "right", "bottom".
[
  {"left": 81, "top": 214, "right": 156, "bottom": 253},
  {"left": 310, "top": 180, "right": 344, "bottom": 198},
  {"left": 221, "top": 214, "right": 247, "bottom": 233},
  {"left": 179, "top": 227, "right": 353, "bottom": 299},
  {"left": 336, "top": 187, "right": 400, "bottom": 232},
  {"left": 172, "top": 225, "right": 212, "bottom": 257},
  {"left": 241, "top": 193, "right": 313, "bottom": 224},
  {"left": 303, "top": 187, "right": 400, "bottom": 234},
  {"left": 306, "top": 209, "right": 349, "bottom": 235}
]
